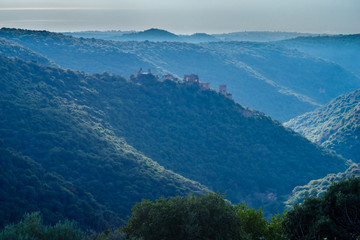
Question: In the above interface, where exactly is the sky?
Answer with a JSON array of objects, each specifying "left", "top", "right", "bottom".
[{"left": 0, "top": 0, "right": 359, "bottom": 34}]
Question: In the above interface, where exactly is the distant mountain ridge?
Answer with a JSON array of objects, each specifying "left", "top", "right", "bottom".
[
  {"left": 2, "top": 28, "right": 359, "bottom": 121},
  {"left": 63, "top": 28, "right": 318, "bottom": 43},
  {"left": 120, "top": 28, "right": 180, "bottom": 41},
  {"left": 279, "top": 34, "right": 360, "bottom": 76}
]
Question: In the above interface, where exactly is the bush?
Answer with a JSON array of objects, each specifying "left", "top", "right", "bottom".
[
  {"left": 0, "top": 212, "right": 84, "bottom": 240},
  {"left": 123, "top": 193, "right": 248, "bottom": 240},
  {"left": 283, "top": 177, "right": 360, "bottom": 240}
]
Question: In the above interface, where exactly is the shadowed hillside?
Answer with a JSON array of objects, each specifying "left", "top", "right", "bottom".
[{"left": 0, "top": 55, "right": 208, "bottom": 231}]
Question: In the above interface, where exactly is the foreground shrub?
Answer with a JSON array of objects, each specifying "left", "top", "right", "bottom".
[
  {"left": 0, "top": 212, "right": 84, "bottom": 240},
  {"left": 123, "top": 192, "right": 248, "bottom": 240}
]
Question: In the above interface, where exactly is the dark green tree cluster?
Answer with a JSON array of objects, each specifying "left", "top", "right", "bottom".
[
  {"left": 123, "top": 193, "right": 286, "bottom": 240},
  {"left": 0, "top": 212, "right": 84, "bottom": 240},
  {"left": 284, "top": 177, "right": 360, "bottom": 240},
  {"left": 3, "top": 177, "right": 360, "bottom": 240}
]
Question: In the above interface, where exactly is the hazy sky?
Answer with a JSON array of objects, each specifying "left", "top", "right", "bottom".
[{"left": 0, "top": 0, "right": 359, "bottom": 34}]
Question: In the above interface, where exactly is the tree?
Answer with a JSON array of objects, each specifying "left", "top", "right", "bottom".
[
  {"left": 0, "top": 212, "right": 84, "bottom": 240},
  {"left": 236, "top": 203, "right": 286, "bottom": 240},
  {"left": 323, "top": 177, "right": 360, "bottom": 239},
  {"left": 123, "top": 193, "right": 249, "bottom": 240},
  {"left": 284, "top": 177, "right": 360, "bottom": 240}
]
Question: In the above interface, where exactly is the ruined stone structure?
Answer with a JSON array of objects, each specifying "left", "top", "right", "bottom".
[
  {"left": 160, "top": 72, "right": 232, "bottom": 99},
  {"left": 183, "top": 74, "right": 200, "bottom": 84},
  {"left": 219, "top": 84, "right": 227, "bottom": 95},
  {"left": 200, "top": 82, "right": 210, "bottom": 90},
  {"left": 219, "top": 84, "right": 232, "bottom": 99}
]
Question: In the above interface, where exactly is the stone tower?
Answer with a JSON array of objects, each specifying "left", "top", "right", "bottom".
[{"left": 219, "top": 84, "right": 227, "bottom": 95}]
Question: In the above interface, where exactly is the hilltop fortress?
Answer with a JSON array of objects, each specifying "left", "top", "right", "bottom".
[
  {"left": 158, "top": 72, "right": 232, "bottom": 100},
  {"left": 136, "top": 69, "right": 232, "bottom": 99}
]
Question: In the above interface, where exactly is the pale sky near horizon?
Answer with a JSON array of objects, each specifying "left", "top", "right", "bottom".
[{"left": 0, "top": 0, "right": 359, "bottom": 34}]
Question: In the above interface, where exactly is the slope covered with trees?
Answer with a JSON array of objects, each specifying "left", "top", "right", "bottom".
[
  {"left": 0, "top": 28, "right": 160, "bottom": 78},
  {"left": 0, "top": 145, "right": 115, "bottom": 231},
  {"left": 0, "top": 55, "right": 208, "bottom": 231},
  {"left": 284, "top": 177, "right": 360, "bottom": 240},
  {"left": 286, "top": 163, "right": 360, "bottom": 207},
  {"left": 0, "top": 37, "right": 55, "bottom": 66},
  {"left": 1, "top": 28, "right": 359, "bottom": 121},
  {"left": 280, "top": 34, "right": 360, "bottom": 76},
  {"left": 0, "top": 52, "right": 347, "bottom": 218},
  {"left": 285, "top": 88, "right": 360, "bottom": 163}
]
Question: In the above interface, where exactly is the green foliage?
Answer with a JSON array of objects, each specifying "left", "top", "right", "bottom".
[
  {"left": 322, "top": 177, "right": 360, "bottom": 238},
  {"left": 286, "top": 163, "right": 360, "bottom": 207},
  {"left": 236, "top": 203, "right": 286, "bottom": 240},
  {"left": 284, "top": 177, "right": 360, "bottom": 240},
  {"left": 0, "top": 53, "right": 346, "bottom": 223},
  {"left": 285, "top": 88, "right": 360, "bottom": 164},
  {"left": 0, "top": 37, "right": 55, "bottom": 66},
  {"left": 0, "top": 212, "right": 84, "bottom": 240},
  {"left": 123, "top": 193, "right": 248, "bottom": 240},
  {"left": 0, "top": 145, "right": 115, "bottom": 231},
  {"left": 87, "top": 229, "right": 128, "bottom": 240},
  {"left": 236, "top": 203, "right": 268, "bottom": 239},
  {"left": 0, "top": 55, "right": 208, "bottom": 231},
  {"left": 267, "top": 214, "right": 287, "bottom": 240}
]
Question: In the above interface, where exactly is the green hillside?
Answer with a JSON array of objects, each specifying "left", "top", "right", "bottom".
[
  {"left": 0, "top": 55, "right": 208, "bottom": 231},
  {"left": 285, "top": 89, "right": 360, "bottom": 163},
  {"left": 280, "top": 34, "right": 360, "bottom": 76},
  {"left": 91, "top": 73, "right": 347, "bottom": 214},
  {"left": 0, "top": 37, "right": 56, "bottom": 66},
  {"left": 2, "top": 28, "right": 359, "bottom": 121},
  {"left": 0, "top": 28, "right": 161, "bottom": 77},
  {"left": 286, "top": 163, "right": 360, "bottom": 207},
  {"left": 0, "top": 52, "right": 347, "bottom": 218},
  {"left": 0, "top": 144, "right": 117, "bottom": 231}
]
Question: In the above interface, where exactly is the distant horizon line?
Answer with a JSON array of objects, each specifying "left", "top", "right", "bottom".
[{"left": 2, "top": 26, "right": 359, "bottom": 36}]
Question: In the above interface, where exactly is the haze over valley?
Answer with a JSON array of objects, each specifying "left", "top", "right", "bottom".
[{"left": 1, "top": 0, "right": 360, "bottom": 239}]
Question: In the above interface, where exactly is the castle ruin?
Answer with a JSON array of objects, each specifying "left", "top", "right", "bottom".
[
  {"left": 159, "top": 72, "right": 232, "bottom": 99},
  {"left": 183, "top": 74, "right": 200, "bottom": 84},
  {"left": 219, "top": 84, "right": 232, "bottom": 99}
]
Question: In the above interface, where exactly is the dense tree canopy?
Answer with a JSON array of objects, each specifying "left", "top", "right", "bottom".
[
  {"left": 124, "top": 193, "right": 248, "bottom": 240},
  {"left": 284, "top": 177, "right": 360, "bottom": 240}
]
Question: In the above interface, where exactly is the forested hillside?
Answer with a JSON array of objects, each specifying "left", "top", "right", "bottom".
[
  {"left": 90, "top": 72, "right": 346, "bottom": 214},
  {"left": 280, "top": 34, "right": 360, "bottom": 76},
  {"left": 0, "top": 37, "right": 55, "bottom": 66},
  {"left": 0, "top": 55, "right": 208, "bottom": 230},
  {"left": 2, "top": 28, "right": 359, "bottom": 121},
  {"left": 286, "top": 163, "right": 360, "bottom": 207},
  {"left": 0, "top": 28, "right": 160, "bottom": 78},
  {"left": 0, "top": 47, "right": 349, "bottom": 218},
  {"left": 0, "top": 145, "right": 117, "bottom": 231},
  {"left": 285, "top": 88, "right": 360, "bottom": 163}
]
